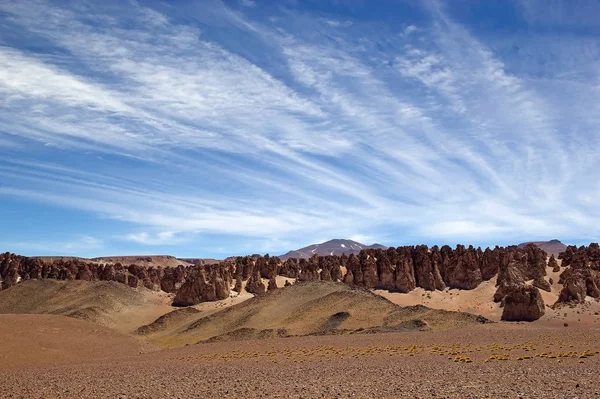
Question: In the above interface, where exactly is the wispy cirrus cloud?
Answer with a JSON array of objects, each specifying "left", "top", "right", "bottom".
[
  {"left": 0, "top": 0, "right": 599, "bottom": 256},
  {"left": 5, "top": 235, "right": 103, "bottom": 255}
]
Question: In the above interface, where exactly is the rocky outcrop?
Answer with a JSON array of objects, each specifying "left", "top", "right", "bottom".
[
  {"left": 443, "top": 245, "right": 482, "bottom": 290},
  {"left": 267, "top": 277, "right": 278, "bottom": 291},
  {"left": 413, "top": 245, "right": 445, "bottom": 291},
  {"left": 533, "top": 277, "right": 551, "bottom": 292},
  {"left": 172, "top": 267, "right": 231, "bottom": 307},
  {"left": 0, "top": 242, "right": 556, "bottom": 316},
  {"left": 494, "top": 264, "right": 525, "bottom": 303},
  {"left": 360, "top": 252, "right": 378, "bottom": 289},
  {"left": 0, "top": 252, "right": 192, "bottom": 294},
  {"left": 493, "top": 244, "right": 549, "bottom": 307},
  {"left": 521, "top": 243, "right": 548, "bottom": 280},
  {"left": 501, "top": 285, "right": 545, "bottom": 321},
  {"left": 548, "top": 255, "right": 560, "bottom": 273},
  {"left": 160, "top": 265, "right": 187, "bottom": 293},
  {"left": 393, "top": 247, "right": 417, "bottom": 292},
  {"left": 233, "top": 275, "right": 243, "bottom": 294},
  {"left": 279, "top": 258, "right": 300, "bottom": 279},
  {"left": 556, "top": 244, "right": 600, "bottom": 304},
  {"left": 298, "top": 255, "right": 319, "bottom": 282},
  {"left": 245, "top": 269, "right": 266, "bottom": 296},
  {"left": 480, "top": 247, "right": 502, "bottom": 281},
  {"left": 559, "top": 273, "right": 588, "bottom": 303}
]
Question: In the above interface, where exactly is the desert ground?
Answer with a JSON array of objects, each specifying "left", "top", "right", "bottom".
[{"left": 1, "top": 317, "right": 600, "bottom": 398}]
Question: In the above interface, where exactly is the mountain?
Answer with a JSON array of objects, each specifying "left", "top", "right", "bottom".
[
  {"left": 279, "top": 239, "right": 387, "bottom": 260},
  {"left": 517, "top": 239, "right": 567, "bottom": 257}
]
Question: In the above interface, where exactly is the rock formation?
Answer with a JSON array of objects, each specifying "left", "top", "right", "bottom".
[
  {"left": 234, "top": 275, "right": 243, "bottom": 294},
  {"left": 548, "top": 254, "right": 560, "bottom": 273},
  {"left": 0, "top": 252, "right": 192, "bottom": 294},
  {"left": 245, "top": 269, "right": 266, "bottom": 296},
  {"left": 0, "top": 242, "right": 558, "bottom": 321},
  {"left": 443, "top": 245, "right": 482, "bottom": 290},
  {"left": 556, "top": 244, "right": 600, "bottom": 304},
  {"left": 267, "top": 277, "right": 278, "bottom": 291},
  {"left": 171, "top": 266, "right": 230, "bottom": 307},
  {"left": 501, "top": 285, "right": 545, "bottom": 321},
  {"left": 533, "top": 277, "right": 551, "bottom": 292}
]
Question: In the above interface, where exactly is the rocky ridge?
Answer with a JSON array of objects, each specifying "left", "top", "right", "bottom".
[
  {"left": 556, "top": 244, "right": 600, "bottom": 304},
  {"left": 1, "top": 243, "right": 558, "bottom": 321}
]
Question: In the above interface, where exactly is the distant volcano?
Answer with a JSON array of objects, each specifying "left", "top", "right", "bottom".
[
  {"left": 279, "top": 239, "right": 386, "bottom": 260},
  {"left": 517, "top": 239, "right": 567, "bottom": 257}
]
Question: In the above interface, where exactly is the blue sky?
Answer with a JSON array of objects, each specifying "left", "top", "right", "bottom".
[{"left": 1, "top": 0, "right": 599, "bottom": 258}]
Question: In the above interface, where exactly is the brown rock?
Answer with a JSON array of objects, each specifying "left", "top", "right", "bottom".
[
  {"left": 494, "top": 265, "right": 525, "bottom": 303},
  {"left": 213, "top": 277, "right": 229, "bottom": 299},
  {"left": 298, "top": 256, "right": 319, "bottom": 282},
  {"left": 393, "top": 247, "right": 416, "bottom": 293},
  {"left": 172, "top": 268, "right": 217, "bottom": 306},
  {"left": 558, "top": 274, "right": 587, "bottom": 303},
  {"left": 520, "top": 243, "right": 548, "bottom": 280},
  {"left": 360, "top": 252, "right": 378, "bottom": 289},
  {"left": 344, "top": 255, "right": 360, "bottom": 285},
  {"left": 548, "top": 254, "right": 560, "bottom": 272},
  {"left": 245, "top": 269, "right": 266, "bottom": 296},
  {"left": 279, "top": 258, "right": 300, "bottom": 278},
  {"left": 413, "top": 245, "right": 445, "bottom": 291},
  {"left": 480, "top": 247, "right": 502, "bottom": 281},
  {"left": 533, "top": 277, "right": 551, "bottom": 292},
  {"left": 343, "top": 269, "right": 354, "bottom": 285},
  {"left": 376, "top": 251, "right": 395, "bottom": 290},
  {"left": 234, "top": 275, "right": 243, "bottom": 294},
  {"left": 585, "top": 276, "right": 600, "bottom": 298},
  {"left": 444, "top": 245, "right": 482, "bottom": 290},
  {"left": 501, "top": 285, "right": 545, "bottom": 322}
]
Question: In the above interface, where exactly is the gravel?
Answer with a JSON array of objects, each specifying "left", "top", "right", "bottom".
[{"left": 2, "top": 326, "right": 600, "bottom": 398}]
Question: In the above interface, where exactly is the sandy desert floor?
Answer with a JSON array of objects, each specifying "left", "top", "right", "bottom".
[{"left": 2, "top": 315, "right": 600, "bottom": 399}]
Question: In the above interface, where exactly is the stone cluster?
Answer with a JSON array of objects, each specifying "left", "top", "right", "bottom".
[
  {"left": 0, "top": 253, "right": 187, "bottom": 293},
  {"left": 556, "top": 243, "right": 600, "bottom": 303},
  {"left": 0, "top": 243, "right": 554, "bottom": 321}
]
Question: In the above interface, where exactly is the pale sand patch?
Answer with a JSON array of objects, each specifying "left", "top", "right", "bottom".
[
  {"left": 375, "top": 277, "right": 503, "bottom": 321},
  {"left": 110, "top": 289, "right": 175, "bottom": 334}
]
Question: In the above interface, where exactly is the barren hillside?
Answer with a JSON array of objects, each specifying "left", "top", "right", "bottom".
[
  {"left": 144, "top": 281, "right": 488, "bottom": 347},
  {"left": 0, "top": 279, "right": 173, "bottom": 333}
]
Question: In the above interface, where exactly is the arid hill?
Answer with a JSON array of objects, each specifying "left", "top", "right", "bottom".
[
  {"left": 518, "top": 239, "right": 567, "bottom": 257},
  {"left": 0, "top": 279, "right": 173, "bottom": 332},
  {"left": 142, "top": 281, "right": 489, "bottom": 346}
]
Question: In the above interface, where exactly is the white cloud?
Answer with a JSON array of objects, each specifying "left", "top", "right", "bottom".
[
  {"left": 321, "top": 18, "right": 353, "bottom": 28},
  {"left": 4, "top": 235, "right": 103, "bottom": 255},
  {"left": 240, "top": 0, "right": 256, "bottom": 7},
  {"left": 0, "top": 0, "right": 599, "bottom": 254},
  {"left": 124, "top": 231, "right": 183, "bottom": 246},
  {"left": 404, "top": 25, "right": 417, "bottom": 35}
]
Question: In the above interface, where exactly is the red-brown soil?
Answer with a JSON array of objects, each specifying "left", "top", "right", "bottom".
[{"left": 1, "top": 319, "right": 599, "bottom": 398}]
